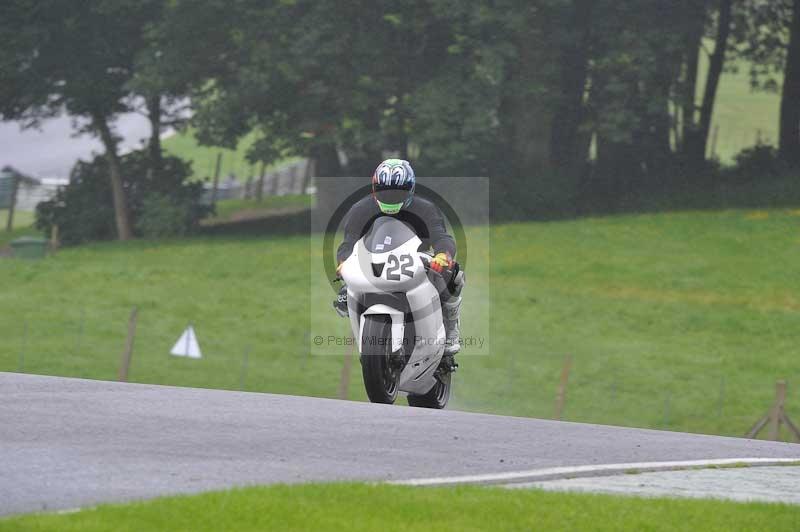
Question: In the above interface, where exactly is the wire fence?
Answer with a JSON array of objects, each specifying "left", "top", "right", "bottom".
[{"left": 3, "top": 308, "right": 798, "bottom": 443}]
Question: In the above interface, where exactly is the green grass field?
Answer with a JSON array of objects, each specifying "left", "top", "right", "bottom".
[
  {"left": 1, "top": 208, "right": 799, "bottom": 438},
  {"left": 2, "top": 483, "right": 799, "bottom": 531}
]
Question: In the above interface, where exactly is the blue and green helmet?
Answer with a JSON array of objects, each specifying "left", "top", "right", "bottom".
[{"left": 371, "top": 159, "right": 415, "bottom": 214}]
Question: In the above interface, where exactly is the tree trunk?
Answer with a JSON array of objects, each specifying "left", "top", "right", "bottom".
[
  {"left": 550, "top": 0, "right": 594, "bottom": 176},
  {"left": 645, "top": 47, "right": 684, "bottom": 179},
  {"left": 146, "top": 94, "right": 163, "bottom": 177},
  {"left": 779, "top": 0, "right": 800, "bottom": 165},
  {"left": 589, "top": 63, "right": 644, "bottom": 190},
  {"left": 680, "top": 5, "right": 705, "bottom": 153},
  {"left": 691, "top": 0, "right": 732, "bottom": 163},
  {"left": 646, "top": 80, "right": 675, "bottom": 176},
  {"left": 256, "top": 161, "right": 265, "bottom": 202},
  {"left": 498, "top": 14, "right": 560, "bottom": 215},
  {"left": 310, "top": 142, "right": 342, "bottom": 177},
  {"left": 211, "top": 152, "right": 222, "bottom": 205},
  {"left": 93, "top": 112, "right": 133, "bottom": 241}
]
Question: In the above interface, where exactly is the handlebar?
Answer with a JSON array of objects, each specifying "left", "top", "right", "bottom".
[
  {"left": 420, "top": 253, "right": 459, "bottom": 286},
  {"left": 333, "top": 254, "right": 460, "bottom": 286}
]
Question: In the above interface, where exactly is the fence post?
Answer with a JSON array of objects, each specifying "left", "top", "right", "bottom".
[
  {"left": 256, "top": 161, "right": 266, "bottom": 203},
  {"left": 270, "top": 170, "right": 280, "bottom": 196},
  {"left": 745, "top": 380, "right": 800, "bottom": 442},
  {"left": 75, "top": 308, "right": 85, "bottom": 355},
  {"left": 338, "top": 339, "right": 355, "bottom": 400},
  {"left": 118, "top": 307, "right": 138, "bottom": 382},
  {"left": 211, "top": 153, "right": 223, "bottom": 206},
  {"left": 239, "top": 347, "right": 250, "bottom": 391},
  {"left": 768, "top": 380, "right": 787, "bottom": 441},
  {"left": 506, "top": 348, "right": 516, "bottom": 400},
  {"left": 18, "top": 320, "right": 28, "bottom": 372},
  {"left": 553, "top": 355, "right": 573, "bottom": 420},
  {"left": 5, "top": 172, "right": 18, "bottom": 232},
  {"left": 710, "top": 125, "right": 719, "bottom": 159},
  {"left": 50, "top": 224, "right": 59, "bottom": 251}
]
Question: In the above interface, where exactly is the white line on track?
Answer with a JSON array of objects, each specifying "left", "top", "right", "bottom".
[{"left": 391, "top": 457, "right": 800, "bottom": 487}]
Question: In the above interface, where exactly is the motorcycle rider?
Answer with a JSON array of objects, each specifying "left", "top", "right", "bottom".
[{"left": 333, "top": 159, "right": 464, "bottom": 356}]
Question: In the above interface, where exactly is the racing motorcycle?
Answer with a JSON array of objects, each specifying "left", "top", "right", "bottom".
[{"left": 336, "top": 216, "right": 461, "bottom": 409}]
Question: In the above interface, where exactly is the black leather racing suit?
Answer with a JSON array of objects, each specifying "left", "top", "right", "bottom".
[{"left": 336, "top": 195, "right": 456, "bottom": 264}]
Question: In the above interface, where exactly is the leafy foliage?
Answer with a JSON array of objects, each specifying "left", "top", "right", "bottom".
[
  {"left": 3, "top": 0, "right": 800, "bottom": 222},
  {"left": 36, "top": 152, "right": 212, "bottom": 245},
  {"left": 722, "top": 143, "right": 793, "bottom": 183},
  {"left": 136, "top": 194, "right": 192, "bottom": 239}
]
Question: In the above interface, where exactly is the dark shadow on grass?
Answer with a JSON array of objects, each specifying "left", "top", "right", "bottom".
[
  {"left": 196, "top": 208, "right": 311, "bottom": 238},
  {"left": 194, "top": 178, "right": 799, "bottom": 236},
  {"left": 496, "top": 178, "right": 800, "bottom": 223}
]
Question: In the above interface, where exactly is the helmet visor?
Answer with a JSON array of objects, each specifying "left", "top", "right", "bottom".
[{"left": 374, "top": 187, "right": 411, "bottom": 205}]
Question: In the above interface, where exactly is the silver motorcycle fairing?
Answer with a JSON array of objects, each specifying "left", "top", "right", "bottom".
[{"left": 340, "top": 228, "right": 445, "bottom": 395}]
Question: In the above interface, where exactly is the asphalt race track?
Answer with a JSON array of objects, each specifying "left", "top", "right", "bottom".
[{"left": 2, "top": 372, "right": 799, "bottom": 516}]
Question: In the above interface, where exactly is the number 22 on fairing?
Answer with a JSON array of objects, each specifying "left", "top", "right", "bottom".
[{"left": 386, "top": 254, "right": 414, "bottom": 280}]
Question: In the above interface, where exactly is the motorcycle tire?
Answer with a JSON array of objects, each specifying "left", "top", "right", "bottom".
[
  {"left": 360, "top": 315, "right": 399, "bottom": 404},
  {"left": 407, "top": 371, "right": 451, "bottom": 409}
]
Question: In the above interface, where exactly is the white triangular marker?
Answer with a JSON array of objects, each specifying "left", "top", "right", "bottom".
[{"left": 170, "top": 325, "right": 202, "bottom": 359}]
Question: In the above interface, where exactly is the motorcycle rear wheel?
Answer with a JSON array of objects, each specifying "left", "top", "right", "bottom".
[
  {"left": 407, "top": 371, "right": 451, "bottom": 409},
  {"left": 360, "top": 315, "right": 399, "bottom": 404}
]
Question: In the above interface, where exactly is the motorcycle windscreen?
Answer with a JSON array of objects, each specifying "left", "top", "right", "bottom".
[{"left": 363, "top": 216, "right": 417, "bottom": 254}]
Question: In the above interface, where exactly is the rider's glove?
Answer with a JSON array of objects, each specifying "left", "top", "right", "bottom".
[{"left": 430, "top": 252, "right": 453, "bottom": 273}]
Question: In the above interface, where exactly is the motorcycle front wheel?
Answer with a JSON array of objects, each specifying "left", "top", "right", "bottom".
[{"left": 360, "top": 315, "right": 399, "bottom": 404}]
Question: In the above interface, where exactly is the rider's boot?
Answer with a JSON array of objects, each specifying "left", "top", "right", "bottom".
[
  {"left": 442, "top": 264, "right": 465, "bottom": 356},
  {"left": 443, "top": 269, "right": 464, "bottom": 356},
  {"left": 443, "top": 296, "right": 461, "bottom": 355}
]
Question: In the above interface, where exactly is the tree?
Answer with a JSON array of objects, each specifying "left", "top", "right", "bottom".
[
  {"left": 550, "top": 0, "right": 595, "bottom": 179},
  {"left": 730, "top": 0, "right": 798, "bottom": 164},
  {"left": 586, "top": 1, "right": 687, "bottom": 183},
  {"left": 690, "top": 0, "right": 733, "bottom": 164},
  {"left": 780, "top": 0, "right": 800, "bottom": 164},
  {"left": 0, "top": 0, "right": 160, "bottom": 240}
]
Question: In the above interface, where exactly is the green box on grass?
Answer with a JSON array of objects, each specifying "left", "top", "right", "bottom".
[{"left": 11, "top": 236, "right": 48, "bottom": 259}]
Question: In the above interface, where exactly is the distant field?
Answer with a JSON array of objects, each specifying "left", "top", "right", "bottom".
[
  {"left": 0, "top": 209, "right": 34, "bottom": 229},
  {"left": 3, "top": 482, "right": 799, "bottom": 531},
  {"left": 699, "top": 49, "right": 781, "bottom": 162},
  {"left": 161, "top": 128, "right": 299, "bottom": 181},
  {"left": 0, "top": 210, "right": 36, "bottom": 247},
  {"left": 161, "top": 128, "right": 259, "bottom": 180},
  {"left": 1, "top": 208, "right": 799, "bottom": 439}
]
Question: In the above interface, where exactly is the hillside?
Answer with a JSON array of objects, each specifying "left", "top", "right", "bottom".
[{"left": 1, "top": 208, "right": 798, "bottom": 439}]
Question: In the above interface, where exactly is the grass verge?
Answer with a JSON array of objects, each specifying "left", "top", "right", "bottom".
[{"left": 2, "top": 483, "right": 799, "bottom": 531}]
